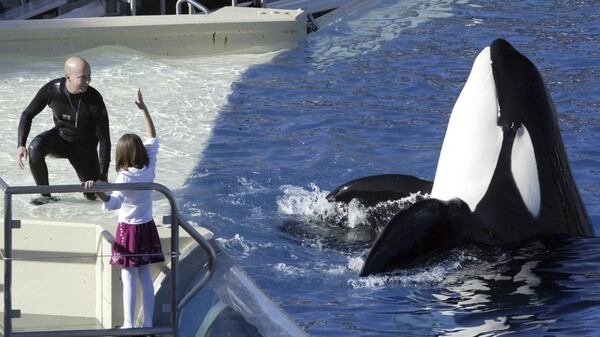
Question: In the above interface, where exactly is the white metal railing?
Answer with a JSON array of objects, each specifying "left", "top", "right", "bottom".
[
  {"left": 0, "top": 177, "right": 216, "bottom": 337},
  {"left": 173, "top": 0, "right": 263, "bottom": 15},
  {"left": 175, "top": 0, "right": 209, "bottom": 15}
]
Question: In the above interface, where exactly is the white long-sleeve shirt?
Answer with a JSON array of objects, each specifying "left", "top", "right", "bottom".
[{"left": 103, "top": 138, "right": 159, "bottom": 224}]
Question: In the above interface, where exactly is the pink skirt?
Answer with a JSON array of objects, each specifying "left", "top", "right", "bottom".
[{"left": 111, "top": 219, "right": 165, "bottom": 267}]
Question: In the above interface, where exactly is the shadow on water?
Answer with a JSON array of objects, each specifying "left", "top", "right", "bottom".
[{"left": 174, "top": 1, "right": 600, "bottom": 335}]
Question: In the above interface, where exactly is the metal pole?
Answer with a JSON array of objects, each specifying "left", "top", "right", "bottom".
[
  {"left": 170, "top": 199, "right": 179, "bottom": 336},
  {"left": 130, "top": 0, "right": 136, "bottom": 16},
  {"left": 12, "top": 326, "right": 173, "bottom": 337},
  {"left": 4, "top": 192, "right": 13, "bottom": 337}
]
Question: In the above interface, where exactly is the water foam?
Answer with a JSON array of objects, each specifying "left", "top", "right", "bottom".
[
  {"left": 276, "top": 183, "right": 428, "bottom": 229},
  {"left": 347, "top": 199, "right": 368, "bottom": 229},
  {"left": 216, "top": 234, "right": 256, "bottom": 257},
  {"left": 274, "top": 262, "right": 306, "bottom": 277},
  {"left": 348, "top": 250, "right": 476, "bottom": 289},
  {"left": 314, "top": 0, "right": 469, "bottom": 61},
  {"left": 276, "top": 183, "right": 345, "bottom": 224}
]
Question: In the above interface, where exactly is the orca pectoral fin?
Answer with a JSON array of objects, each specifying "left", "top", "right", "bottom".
[
  {"left": 359, "top": 198, "right": 471, "bottom": 276},
  {"left": 327, "top": 174, "right": 433, "bottom": 206}
]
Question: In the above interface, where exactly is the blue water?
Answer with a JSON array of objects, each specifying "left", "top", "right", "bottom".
[{"left": 178, "top": 1, "right": 600, "bottom": 336}]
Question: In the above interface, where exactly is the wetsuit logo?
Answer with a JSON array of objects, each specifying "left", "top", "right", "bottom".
[{"left": 61, "top": 114, "right": 71, "bottom": 121}]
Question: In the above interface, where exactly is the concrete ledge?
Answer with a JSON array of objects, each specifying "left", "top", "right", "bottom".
[{"left": 0, "top": 6, "right": 307, "bottom": 57}]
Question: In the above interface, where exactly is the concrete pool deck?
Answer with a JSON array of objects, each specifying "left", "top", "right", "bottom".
[{"left": 0, "top": 6, "right": 307, "bottom": 57}]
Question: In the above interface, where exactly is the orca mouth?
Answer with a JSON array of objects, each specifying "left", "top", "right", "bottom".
[
  {"left": 501, "top": 121, "right": 520, "bottom": 136},
  {"left": 490, "top": 38, "right": 547, "bottom": 133},
  {"left": 491, "top": 39, "right": 521, "bottom": 131}
]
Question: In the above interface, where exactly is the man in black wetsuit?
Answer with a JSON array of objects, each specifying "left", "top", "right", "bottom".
[{"left": 16, "top": 56, "right": 111, "bottom": 205}]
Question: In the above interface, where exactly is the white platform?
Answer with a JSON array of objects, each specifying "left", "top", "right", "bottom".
[
  {"left": 0, "top": 6, "right": 307, "bottom": 57},
  {"left": 0, "top": 218, "right": 210, "bottom": 330}
]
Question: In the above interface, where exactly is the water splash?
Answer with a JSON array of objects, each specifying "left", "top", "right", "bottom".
[
  {"left": 276, "top": 183, "right": 344, "bottom": 223},
  {"left": 276, "top": 183, "right": 428, "bottom": 230},
  {"left": 347, "top": 199, "right": 367, "bottom": 229}
]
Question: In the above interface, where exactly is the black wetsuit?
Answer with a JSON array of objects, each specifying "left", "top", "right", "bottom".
[{"left": 18, "top": 78, "right": 111, "bottom": 186}]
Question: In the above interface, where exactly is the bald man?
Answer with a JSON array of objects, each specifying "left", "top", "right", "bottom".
[{"left": 17, "top": 56, "right": 111, "bottom": 205}]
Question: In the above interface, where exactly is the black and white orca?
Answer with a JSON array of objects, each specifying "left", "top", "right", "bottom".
[{"left": 327, "top": 38, "right": 594, "bottom": 276}]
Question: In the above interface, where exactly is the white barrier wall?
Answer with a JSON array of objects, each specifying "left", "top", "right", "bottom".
[
  {"left": 0, "top": 7, "right": 307, "bottom": 57},
  {"left": 0, "top": 219, "right": 205, "bottom": 331}
]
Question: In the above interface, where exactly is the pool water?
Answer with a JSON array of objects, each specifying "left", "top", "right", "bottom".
[{"left": 179, "top": 1, "right": 600, "bottom": 336}]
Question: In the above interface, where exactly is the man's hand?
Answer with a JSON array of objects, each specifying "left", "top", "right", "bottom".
[
  {"left": 82, "top": 179, "right": 110, "bottom": 202},
  {"left": 83, "top": 180, "right": 96, "bottom": 189},
  {"left": 16, "top": 146, "right": 27, "bottom": 170},
  {"left": 83, "top": 179, "right": 108, "bottom": 189}
]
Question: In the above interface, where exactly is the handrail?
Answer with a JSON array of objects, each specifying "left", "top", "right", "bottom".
[
  {"left": 175, "top": 0, "right": 209, "bottom": 15},
  {"left": 11, "top": 326, "right": 173, "bottom": 337},
  {"left": 0, "top": 177, "right": 9, "bottom": 191},
  {"left": 176, "top": 214, "right": 217, "bottom": 310},
  {"left": 0, "top": 177, "right": 216, "bottom": 337}
]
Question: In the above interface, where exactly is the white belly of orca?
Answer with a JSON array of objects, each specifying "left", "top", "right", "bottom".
[{"left": 430, "top": 47, "right": 541, "bottom": 217}]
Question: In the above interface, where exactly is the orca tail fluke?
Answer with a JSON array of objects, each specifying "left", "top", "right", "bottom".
[
  {"left": 327, "top": 174, "right": 433, "bottom": 207},
  {"left": 359, "top": 198, "right": 472, "bottom": 276}
]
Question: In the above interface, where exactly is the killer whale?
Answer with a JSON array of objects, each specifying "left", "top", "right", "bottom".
[{"left": 327, "top": 38, "right": 594, "bottom": 276}]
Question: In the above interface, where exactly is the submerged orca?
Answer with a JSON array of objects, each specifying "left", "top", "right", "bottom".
[{"left": 327, "top": 38, "right": 594, "bottom": 276}]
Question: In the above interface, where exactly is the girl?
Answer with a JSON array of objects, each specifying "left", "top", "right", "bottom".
[{"left": 85, "top": 89, "right": 164, "bottom": 329}]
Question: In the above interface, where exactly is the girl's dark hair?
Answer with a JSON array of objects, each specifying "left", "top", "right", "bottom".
[{"left": 115, "top": 133, "right": 149, "bottom": 172}]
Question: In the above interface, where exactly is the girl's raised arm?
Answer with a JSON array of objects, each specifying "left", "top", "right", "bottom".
[{"left": 135, "top": 89, "right": 156, "bottom": 138}]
